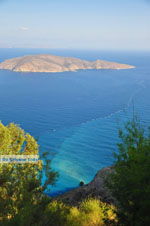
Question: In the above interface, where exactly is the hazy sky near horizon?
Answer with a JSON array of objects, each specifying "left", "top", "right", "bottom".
[{"left": 0, "top": 0, "right": 150, "bottom": 50}]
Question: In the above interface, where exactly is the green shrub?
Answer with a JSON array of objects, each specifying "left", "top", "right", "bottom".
[
  {"left": 0, "top": 122, "right": 58, "bottom": 225},
  {"left": 107, "top": 119, "right": 150, "bottom": 225},
  {"left": 45, "top": 198, "right": 116, "bottom": 226}
]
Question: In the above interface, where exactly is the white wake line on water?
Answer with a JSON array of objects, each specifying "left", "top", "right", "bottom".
[
  {"left": 48, "top": 80, "right": 147, "bottom": 185},
  {"left": 78, "top": 80, "right": 146, "bottom": 126},
  {"left": 43, "top": 80, "right": 146, "bottom": 136},
  {"left": 42, "top": 79, "right": 146, "bottom": 140},
  {"left": 52, "top": 80, "right": 146, "bottom": 164}
]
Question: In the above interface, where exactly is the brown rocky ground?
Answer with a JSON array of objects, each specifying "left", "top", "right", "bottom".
[{"left": 56, "top": 166, "right": 116, "bottom": 206}]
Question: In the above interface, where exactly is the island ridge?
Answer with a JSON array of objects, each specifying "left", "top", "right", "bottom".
[{"left": 0, "top": 54, "right": 135, "bottom": 73}]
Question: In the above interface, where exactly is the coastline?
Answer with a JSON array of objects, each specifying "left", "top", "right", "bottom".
[
  {"left": 55, "top": 166, "right": 115, "bottom": 205},
  {"left": 0, "top": 54, "right": 135, "bottom": 73}
]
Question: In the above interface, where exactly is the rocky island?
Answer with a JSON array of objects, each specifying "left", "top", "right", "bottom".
[{"left": 0, "top": 54, "right": 135, "bottom": 73}]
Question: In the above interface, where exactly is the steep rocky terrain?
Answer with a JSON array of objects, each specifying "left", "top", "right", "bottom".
[{"left": 56, "top": 166, "right": 116, "bottom": 205}]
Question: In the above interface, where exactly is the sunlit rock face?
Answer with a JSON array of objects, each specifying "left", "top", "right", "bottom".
[{"left": 0, "top": 54, "right": 135, "bottom": 73}]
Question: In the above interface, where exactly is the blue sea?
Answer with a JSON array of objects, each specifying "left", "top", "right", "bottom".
[{"left": 0, "top": 49, "right": 150, "bottom": 194}]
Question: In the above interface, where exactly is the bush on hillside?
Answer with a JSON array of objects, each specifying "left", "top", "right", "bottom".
[
  {"left": 107, "top": 119, "right": 150, "bottom": 225},
  {"left": 44, "top": 198, "right": 116, "bottom": 226},
  {"left": 0, "top": 122, "right": 58, "bottom": 224}
]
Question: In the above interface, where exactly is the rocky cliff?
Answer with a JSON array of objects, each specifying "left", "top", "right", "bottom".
[{"left": 56, "top": 166, "right": 115, "bottom": 205}]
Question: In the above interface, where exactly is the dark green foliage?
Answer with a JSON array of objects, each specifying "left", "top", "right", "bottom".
[
  {"left": 79, "top": 181, "right": 84, "bottom": 186},
  {"left": 108, "top": 119, "right": 150, "bottom": 225}
]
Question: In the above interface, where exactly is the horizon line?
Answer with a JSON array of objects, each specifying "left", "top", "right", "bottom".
[{"left": 0, "top": 47, "right": 150, "bottom": 52}]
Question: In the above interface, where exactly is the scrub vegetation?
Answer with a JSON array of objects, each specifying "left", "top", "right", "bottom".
[{"left": 0, "top": 119, "right": 149, "bottom": 225}]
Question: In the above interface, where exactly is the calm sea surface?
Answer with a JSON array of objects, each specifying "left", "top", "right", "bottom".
[{"left": 0, "top": 49, "right": 150, "bottom": 194}]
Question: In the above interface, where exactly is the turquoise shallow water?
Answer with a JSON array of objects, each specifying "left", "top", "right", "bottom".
[{"left": 0, "top": 49, "right": 150, "bottom": 194}]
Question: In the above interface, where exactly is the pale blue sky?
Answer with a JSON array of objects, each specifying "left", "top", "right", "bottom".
[{"left": 0, "top": 0, "right": 150, "bottom": 50}]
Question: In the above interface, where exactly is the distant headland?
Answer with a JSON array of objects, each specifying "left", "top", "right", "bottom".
[{"left": 0, "top": 54, "right": 135, "bottom": 73}]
